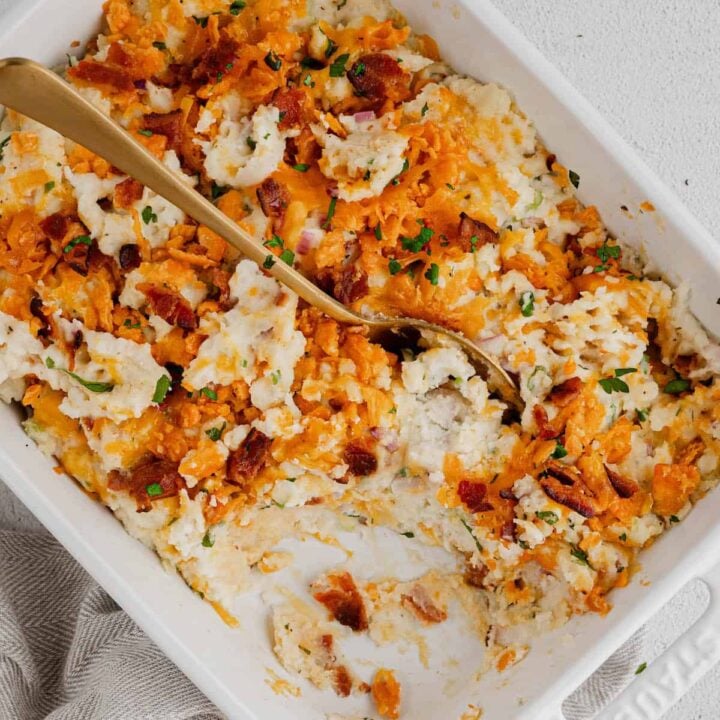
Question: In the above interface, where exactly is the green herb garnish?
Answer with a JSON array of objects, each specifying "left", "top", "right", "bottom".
[
  {"left": 550, "top": 443, "right": 568, "bottom": 459},
  {"left": 329, "top": 53, "right": 350, "bottom": 77},
  {"left": 322, "top": 197, "right": 337, "bottom": 229},
  {"left": 292, "top": 163, "right": 309, "bottom": 172},
  {"left": 141, "top": 205, "right": 157, "bottom": 224},
  {"left": 536, "top": 510, "right": 559, "bottom": 525},
  {"left": 264, "top": 51, "right": 282, "bottom": 71},
  {"left": 664, "top": 378, "right": 690, "bottom": 395},
  {"left": 569, "top": 169, "right": 580, "bottom": 189},
  {"left": 401, "top": 223, "right": 434, "bottom": 253},
  {"left": 146, "top": 483, "right": 164, "bottom": 497},
  {"left": 152, "top": 375, "right": 172, "bottom": 404},
  {"left": 279, "top": 249, "right": 295, "bottom": 266},
  {"left": 229, "top": 0, "right": 246, "bottom": 14},
  {"left": 388, "top": 259, "right": 402, "bottom": 275},
  {"left": 263, "top": 254, "right": 276, "bottom": 269},
  {"left": 519, "top": 290, "right": 535, "bottom": 317},
  {"left": 200, "top": 387, "right": 217, "bottom": 401},
  {"left": 63, "top": 235, "right": 92, "bottom": 253}
]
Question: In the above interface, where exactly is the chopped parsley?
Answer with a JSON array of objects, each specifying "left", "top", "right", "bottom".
[
  {"left": 200, "top": 387, "right": 218, "bottom": 401},
  {"left": 63, "top": 235, "right": 92, "bottom": 253},
  {"left": 292, "top": 163, "right": 309, "bottom": 172},
  {"left": 570, "top": 546, "right": 590, "bottom": 566},
  {"left": 322, "top": 197, "right": 337, "bottom": 229},
  {"left": 597, "top": 241, "right": 621, "bottom": 265},
  {"left": 229, "top": 0, "right": 246, "bottom": 14},
  {"left": 388, "top": 259, "right": 402, "bottom": 275},
  {"left": 599, "top": 368, "right": 635, "bottom": 394},
  {"left": 401, "top": 222, "right": 434, "bottom": 253},
  {"left": 569, "top": 169, "right": 580, "bottom": 189},
  {"left": 205, "top": 423, "right": 226, "bottom": 442},
  {"left": 146, "top": 483, "right": 164, "bottom": 497},
  {"left": 519, "top": 290, "right": 535, "bottom": 317},
  {"left": 550, "top": 443, "right": 568, "bottom": 460},
  {"left": 329, "top": 53, "right": 350, "bottom": 77},
  {"left": 263, "top": 254, "right": 276, "bottom": 269},
  {"left": 44, "top": 181, "right": 56, "bottom": 193},
  {"left": 141, "top": 205, "right": 158, "bottom": 224},
  {"left": 279, "top": 249, "right": 295, "bottom": 266},
  {"left": 152, "top": 375, "right": 172, "bottom": 404},
  {"left": 201, "top": 530, "right": 215, "bottom": 547},
  {"left": 635, "top": 662, "right": 647, "bottom": 675},
  {"left": 352, "top": 61, "right": 366, "bottom": 77},
  {"left": 536, "top": 510, "right": 559, "bottom": 525},
  {"left": 424, "top": 263, "right": 439, "bottom": 285},
  {"left": 664, "top": 378, "right": 690, "bottom": 395},
  {"left": 264, "top": 235, "right": 284, "bottom": 249},
  {"left": 264, "top": 51, "right": 282, "bottom": 71},
  {"left": 615, "top": 367, "right": 637, "bottom": 377}
]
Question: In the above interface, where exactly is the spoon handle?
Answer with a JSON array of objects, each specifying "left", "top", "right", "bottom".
[{"left": 0, "top": 57, "right": 359, "bottom": 325}]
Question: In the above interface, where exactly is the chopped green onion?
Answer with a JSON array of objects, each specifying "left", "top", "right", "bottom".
[
  {"left": 279, "top": 249, "right": 295, "bottom": 266},
  {"left": 200, "top": 387, "right": 217, "bottom": 401},
  {"left": 400, "top": 223, "right": 434, "bottom": 252},
  {"left": 550, "top": 443, "right": 567, "bottom": 459},
  {"left": 536, "top": 510, "right": 559, "bottom": 525},
  {"left": 570, "top": 546, "right": 590, "bottom": 566},
  {"left": 664, "top": 378, "right": 690, "bottom": 395},
  {"left": 292, "top": 163, "right": 309, "bottom": 173},
  {"left": 201, "top": 530, "right": 215, "bottom": 547},
  {"left": 44, "top": 181, "right": 56, "bottom": 193},
  {"left": 329, "top": 53, "right": 350, "bottom": 77},
  {"left": 374, "top": 224, "right": 382, "bottom": 240},
  {"left": 324, "top": 38, "right": 338, "bottom": 58},
  {"left": 421, "top": 102, "right": 429, "bottom": 117},
  {"left": 597, "top": 241, "right": 621, "bottom": 263},
  {"left": 146, "top": 483, "right": 164, "bottom": 497},
  {"left": 424, "top": 263, "right": 439, "bottom": 285},
  {"left": 152, "top": 375, "right": 172, "bottom": 404},
  {"left": 229, "top": 0, "right": 246, "bottom": 14},
  {"left": 138, "top": 129, "right": 154, "bottom": 137},
  {"left": 263, "top": 254, "right": 276, "bottom": 269},
  {"left": 322, "top": 197, "right": 337, "bottom": 229},
  {"left": 152, "top": 41, "right": 167, "bottom": 50},
  {"left": 264, "top": 235, "right": 284, "bottom": 249},
  {"left": 635, "top": 662, "right": 647, "bottom": 675},
  {"left": 388, "top": 259, "right": 402, "bottom": 275},
  {"left": 264, "top": 51, "right": 282, "bottom": 71},
  {"left": 64, "top": 235, "right": 92, "bottom": 253},
  {"left": 141, "top": 205, "right": 157, "bottom": 224},
  {"left": 519, "top": 290, "right": 535, "bottom": 317}
]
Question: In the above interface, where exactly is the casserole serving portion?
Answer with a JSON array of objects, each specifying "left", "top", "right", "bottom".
[{"left": 1, "top": 0, "right": 719, "bottom": 718}]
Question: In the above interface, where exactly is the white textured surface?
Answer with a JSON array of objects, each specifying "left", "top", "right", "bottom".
[{"left": 0, "top": 0, "right": 718, "bottom": 718}]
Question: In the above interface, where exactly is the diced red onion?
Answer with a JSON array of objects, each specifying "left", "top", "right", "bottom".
[
  {"left": 353, "top": 110, "right": 376, "bottom": 123},
  {"left": 297, "top": 230, "right": 315, "bottom": 255}
]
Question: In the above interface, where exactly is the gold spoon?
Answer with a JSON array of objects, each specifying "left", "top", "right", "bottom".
[{"left": 0, "top": 57, "right": 522, "bottom": 410}]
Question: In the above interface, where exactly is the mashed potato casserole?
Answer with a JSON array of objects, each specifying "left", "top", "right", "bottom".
[{"left": 1, "top": 0, "right": 719, "bottom": 716}]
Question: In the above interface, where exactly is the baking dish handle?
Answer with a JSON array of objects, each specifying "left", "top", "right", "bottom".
[{"left": 545, "top": 561, "right": 720, "bottom": 720}]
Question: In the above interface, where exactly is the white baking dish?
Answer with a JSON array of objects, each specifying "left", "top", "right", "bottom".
[{"left": 2, "top": 1, "right": 720, "bottom": 719}]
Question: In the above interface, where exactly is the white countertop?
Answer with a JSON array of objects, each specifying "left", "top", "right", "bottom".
[{"left": 0, "top": 1, "right": 718, "bottom": 717}]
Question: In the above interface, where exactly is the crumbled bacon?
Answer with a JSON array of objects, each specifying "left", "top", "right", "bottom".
[
  {"left": 40, "top": 213, "right": 69, "bottom": 241},
  {"left": 343, "top": 441, "right": 377, "bottom": 477},
  {"left": 273, "top": 87, "right": 307, "bottom": 130},
  {"left": 463, "top": 563, "right": 488, "bottom": 588},
  {"left": 192, "top": 35, "right": 240, "bottom": 84},
  {"left": 604, "top": 464, "right": 639, "bottom": 499},
  {"left": 545, "top": 153, "right": 557, "bottom": 171},
  {"left": 256, "top": 178, "right": 290, "bottom": 232},
  {"left": 401, "top": 584, "right": 447, "bottom": 624},
  {"left": 347, "top": 54, "right": 410, "bottom": 109},
  {"left": 69, "top": 60, "right": 134, "bottom": 92},
  {"left": 113, "top": 177, "right": 144, "bottom": 209},
  {"left": 118, "top": 243, "right": 141, "bottom": 271},
  {"left": 142, "top": 110, "right": 183, "bottom": 152},
  {"left": 457, "top": 480, "right": 488, "bottom": 513},
  {"left": 312, "top": 571, "right": 368, "bottom": 632},
  {"left": 144, "top": 286, "right": 197, "bottom": 330},
  {"left": 226, "top": 429, "right": 272, "bottom": 485},
  {"left": 548, "top": 377, "right": 583, "bottom": 406},
  {"left": 316, "top": 266, "right": 369, "bottom": 305},
  {"left": 29, "top": 295, "right": 51, "bottom": 339},
  {"left": 458, "top": 212, "right": 498, "bottom": 252},
  {"left": 333, "top": 665, "right": 353, "bottom": 698},
  {"left": 533, "top": 405, "right": 560, "bottom": 440},
  {"left": 500, "top": 520, "right": 517, "bottom": 541},
  {"left": 117, "top": 459, "right": 184, "bottom": 512},
  {"left": 62, "top": 239, "right": 91, "bottom": 277},
  {"left": 540, "top": 461, "right": 597, "bottom": 518}
]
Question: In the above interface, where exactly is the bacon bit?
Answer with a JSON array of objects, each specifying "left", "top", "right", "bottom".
[
  {"left": 118, "top": 458, "right": 184, "bottom": 512},
  {"left": 62, "top": 237, "right": 91, "bottom": 277},
  {"left": 540, "top": 461, "right": 598, "bottom": 518},
  {"left": 256, "top": 178, "right": 290, "bottom": 232},
  {"left": 343, "top": 440, "right": 377, "bottom": 477},
  {"left": 604, "top": 464, "right": 638, "bottom": 499},
  {"left": 677, "top": 437, "right": 706, "bottom": 466},
  {"left": 548, "top": 377, "right": 583, "bottom": 407},
  {"left": 113, "top": 177, "right": 144, "bottom": 209},
  {"left": 69, "top": 60, "right": 134, "bottom": 92},
  {"left": 333, "top": 665, "right": 353, "bottom": 698},
  {"left": 29, "top": 295, "right": 51, "bottom": 339},
  {"left": 226, "top": 428, "right": 272, "bottom": 486},
  {"left": 144, "top": 286, "right": 197, "bottom": 330},
  {"left": 464, "top": 563, "right": 488, "bottom": 588},
  {"left": 40, "top": 213, "right": 69, "bottom": 241},
  {"left": 192, "top": 35, "right": 239, "bottom": 84},
  {"left": 371, "top": 668, "right": 401, "bottom": 720},
  {"left": 347, "top": 54, "right": 410, "bottom": 109},
  {"left": 312, "top": 571, "right": 368, "bottom": 632},
  {"left": 545, "top": 153, "right": 557, "bottom": 171},
  {"left": 316, "top": 266, "right": 369, "bottom": 305},
  {"left": 533, "top": 405, "right": 560, "bottom": 440},
  {"left": 500, "top": 520, "right": 517, "bottom": 541},
  {"left": 273, "top": 87, "right": 307, "bottom": 130},
  {"left": 208, "top": 266, "right": 233, "bottom": 309},
  {"left": 457, "top": 480, "right": 488, "bottom": 513},
  {"left": 401, "top": 584, "right": 447, "bottom": 624},
  {"left": 458, "top": 212, "right": 498, "bottom": 252},
  {"left": 118, "top": 243, "right": 141, "bottom": 271},
  {"left": 142, "top": 109, "right": 183, "bottom": 152}
]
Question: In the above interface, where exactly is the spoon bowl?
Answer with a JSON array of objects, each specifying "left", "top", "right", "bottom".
[{"left": 0, "top": 57, "right": 522, "bottom": 410}]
